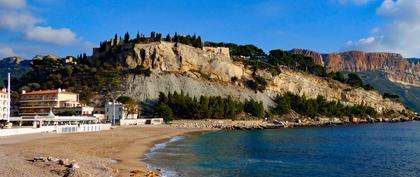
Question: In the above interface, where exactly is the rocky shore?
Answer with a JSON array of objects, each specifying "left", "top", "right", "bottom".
[{"left": 165, "top": 115, "right": 420, "bottom": 130}]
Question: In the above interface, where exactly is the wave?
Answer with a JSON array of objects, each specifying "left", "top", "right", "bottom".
[
  {"left": 147, "top": 136, "right": 184, "bottom": 157},
  {"left": 144, "top": 135, "right": 186, "bottom": 177}
]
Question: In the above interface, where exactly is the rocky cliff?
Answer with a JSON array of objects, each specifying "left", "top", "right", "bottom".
[
  {"left": 291, "top": 49, "right": 420, "bottom": 87},
  {"left": 93, "top": 42, "right": 406, "bottom": 113}
]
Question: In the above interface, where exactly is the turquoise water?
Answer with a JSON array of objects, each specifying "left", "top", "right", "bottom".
[{"left": 145, "top": 122, "right": 420, "bottom": 177}]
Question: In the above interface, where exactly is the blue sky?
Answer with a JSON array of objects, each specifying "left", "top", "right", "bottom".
[{"left": 1, "top": 0, "right": 419, "bottom": 58}]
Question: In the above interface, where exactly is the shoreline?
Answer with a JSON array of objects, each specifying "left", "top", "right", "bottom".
[
  {"left": 0, "top": 126, "right": 214, "bottom": 177},
  {"left": 0, "top": 119, "right": 419, "bottom": 176}
]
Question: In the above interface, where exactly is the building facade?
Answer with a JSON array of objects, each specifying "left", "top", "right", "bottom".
[
  {"left": 105, "top": 102, "right": 138, "bottom": 124},
  {"left": 53, "top": 106, "right": 94, "bottom": 116},
  {"left": 0, "top": 88, "right": 8, "bottom": 120},
  {"left": 19, "top": 89, "right": 81, "bottom": 117}
]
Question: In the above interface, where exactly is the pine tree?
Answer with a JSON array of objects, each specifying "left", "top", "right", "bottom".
[
  {"left": 136, "top": 32, "right": 140, "bottom": 43},
  {"left": 124, "top": 32, "right": 130, "bottom": 43},
  {"left": 174, "top": 32, "right": 179, "bottom": 43},
  {"left": 197, "top": 36, "right": 203, "bottom": 49},
  {"left": 150, "top": 31, "right": 156, "bottom": 40},
  {"left": 114, "top": 34, "right": 118, "bottom": 45},
  {"left": 165, "top": 34, "right": 171, "bottom": 42}
]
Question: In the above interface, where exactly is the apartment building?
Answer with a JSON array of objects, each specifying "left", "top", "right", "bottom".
[{"left": 19, "top": 89, "right": 81, "bottom": 117}]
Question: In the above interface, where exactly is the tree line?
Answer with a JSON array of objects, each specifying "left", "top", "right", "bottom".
[
  {"left": 155, "top": 91, "right": 265, "bottom": 122},
  {"left": 99, "top": 32, "right": 203, "bottom": 51},
  {"left": 272, "top": 92, "right": 378, "bottom": 118}
]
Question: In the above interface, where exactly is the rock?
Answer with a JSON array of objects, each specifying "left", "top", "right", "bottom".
[
  {"left": 350, "top": 117, "right": 359, "bottom": 124},
  {"left": 33, "top": 157, "right": 44, "bottom": 162},
  {"left": 145, "top": 171, "right": 159, "bottom": 177},
  {"left": 69, "top": 163, "right": 80, "bottom": 170},
  {"left": 58, "top": 158, "right": 69, "bottom": 166},
  {"left": 47, "top": 156, "right": 59, "bottom": 162}
]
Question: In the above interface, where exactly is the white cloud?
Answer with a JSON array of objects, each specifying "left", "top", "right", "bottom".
[
  {"left": 0, "top": 47, "right": 16, "bottom": 58},
  {"left": 345, "top": 0, "right": 420, "bottom": 57},
  {"left": 0, "top": 0, "right": 80, "bottom": 46},
  {"left": 24, "top": 26, "right": 77, "bottom": 45},
  {"left": 334, "top": 0, "right": 375, "bottom": 5},
  {"left": 0, "top": 11, "right": 41, "bottom": 30},
  {"left": 0, "top": 0, "right": 26, "bottom": 9}
]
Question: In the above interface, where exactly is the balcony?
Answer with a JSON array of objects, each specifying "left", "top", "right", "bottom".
[{"left": 19, "top": 105, "right": 59, "bottom": 109}]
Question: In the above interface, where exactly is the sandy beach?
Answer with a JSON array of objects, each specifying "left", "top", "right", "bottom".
[{"left": 0, "top": 126, "right": 210, "bottom": 177}]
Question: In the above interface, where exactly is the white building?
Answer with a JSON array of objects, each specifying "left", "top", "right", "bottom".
[
  {"left": 105, "top": 102, "right": 138, "bottom": 125},
  {"left": 0, "top": 88, "right": 7, "bottom": 120}
]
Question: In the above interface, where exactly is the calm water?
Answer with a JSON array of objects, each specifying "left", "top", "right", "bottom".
[{"left": 145, "top": 122, "right": 420, "bottom": 177}]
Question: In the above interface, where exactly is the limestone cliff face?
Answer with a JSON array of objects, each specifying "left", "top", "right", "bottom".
[
  {"left": 291, "top": 49, "right": 420, "bottom": 87},
  {"left": 95, "top": 42, "right": 406, "bottom": 113}
]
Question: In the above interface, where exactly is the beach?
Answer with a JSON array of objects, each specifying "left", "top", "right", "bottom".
[{"left": 0, "top": 126, "right": 210, "bottom": 177}]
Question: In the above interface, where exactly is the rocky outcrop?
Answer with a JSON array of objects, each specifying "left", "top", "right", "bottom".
[{"left": 104, "top": 42, "right": 406, "bottom": 113}]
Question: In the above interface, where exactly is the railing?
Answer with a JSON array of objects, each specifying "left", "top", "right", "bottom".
[
  {"left": 20, "top": 98, "right": 58, "bottom": 102},
  {"left": 0, "top": 124, "right": 112, "bottom": 136}
]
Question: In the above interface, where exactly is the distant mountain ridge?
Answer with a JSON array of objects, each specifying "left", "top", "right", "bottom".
[
  {"left": 291, "top": 49, "right": 420, "bottom": 112},
  {"left": 290, "top": 49, "right": 420, "bottom": 87}
]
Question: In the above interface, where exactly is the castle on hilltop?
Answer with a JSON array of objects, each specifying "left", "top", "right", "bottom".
[{"left": 92, "top": 32, "right": 230, "bottom": 58}]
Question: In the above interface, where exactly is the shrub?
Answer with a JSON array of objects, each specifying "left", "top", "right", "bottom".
[
  {"left": 231, "top": 76, "right": 238, "bottom": 82},
  {"left": 383, "top": 93, "right": 399, "bottom": 100},
  {"left": 247, "top": 76, "right": 267, "bottom": 92}
]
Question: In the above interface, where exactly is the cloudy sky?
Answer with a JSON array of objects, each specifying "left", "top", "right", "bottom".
[{"left": 0, "top": 0, "right": 419, "bottom": 58}]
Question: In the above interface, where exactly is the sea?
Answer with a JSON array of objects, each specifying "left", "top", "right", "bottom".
[{"left": 145, "top": 122, "right": 420, "bottom": 177}]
